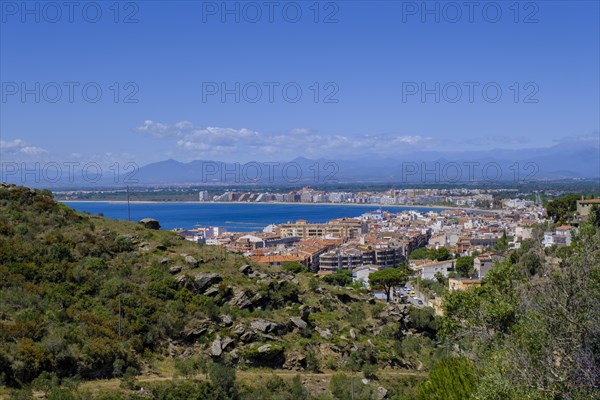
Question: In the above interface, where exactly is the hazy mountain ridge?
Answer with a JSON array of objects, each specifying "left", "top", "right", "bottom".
[
  {"left": 2, "top": 143, "right": 598, "bottom": 187},
  {"left": 133, "top": 143, "right": 599, "bottom": 184}
]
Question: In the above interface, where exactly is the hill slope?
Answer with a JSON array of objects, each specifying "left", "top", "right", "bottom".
[{"left": 0, "top": 184, "right": 435, "bottom": 393}]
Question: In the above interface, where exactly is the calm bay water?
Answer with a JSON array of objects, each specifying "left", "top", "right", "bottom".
[{"left": 63, "top": 202, "right": 450, "bottom": 232}]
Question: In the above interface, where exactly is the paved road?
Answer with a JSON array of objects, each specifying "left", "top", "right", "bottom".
[{"left": 394, "top": 285, "right": 425, "bottom": 307}]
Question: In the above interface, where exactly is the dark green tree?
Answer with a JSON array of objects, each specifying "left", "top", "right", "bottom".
[
  {"left": 323, "top": 269, "right": 352, "bottom": 286},
  {"left": 209, "top": 362, "right": 238, "bottom": 400},
  {"left": 493, "top": 231, "right": 509, "bottom": 253},
  {"left": 281, "top": 261, "right": 307, "bottom": 273},
  {"left": 432, "top": 247, "right": 452, "bottom": 261},
  {"left": 368, "top": 268, "right": 408, "bottom": 302},
  {"left": 546, "top": 194, "right": 581, "bottom": 223},
  {"left": 455, "top": 256, "right": 474, "bottom": 278},
  {"left": 409, "top": 247, "right": 432, "bottom": 260},
  {"left": 417, "top": 357, "right": 477, "bottom": 400}
]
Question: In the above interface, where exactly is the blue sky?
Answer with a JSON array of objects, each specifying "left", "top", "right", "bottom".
[{"left": 1, "top": 0, "right": 599, "bottom": 166}]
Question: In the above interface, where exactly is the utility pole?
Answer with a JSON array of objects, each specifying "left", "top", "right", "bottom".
[
  {"left": 351, "top": 373, "right": 355, "bottom": 400},
  {"left": 127, "top": 186, "right": 131, "bottom": 222},
  {"left": 118, "top": 296, "right": 122, "bottom": 337}
]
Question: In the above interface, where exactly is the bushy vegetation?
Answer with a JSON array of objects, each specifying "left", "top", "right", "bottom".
[
  {"left": 408, "top": 247, "right": 452, "bottom": 261},
  {"left": 281, "top": 261, "right": 307, "bottom": 274},
  {"left": 545, "top": 193, "right": 582, "bottom": 223},
  {"left": 425, "top": 212, "right": 600, "bottom": 398},
  {"left": 10, "top": 185, "right": 592, "bottom": 398},
  {"left": 454, "top": 256, "right": 473, "bottom": 277},
  {"left": 322, "top": 269, "right": 352, "bottom": 286},
  {"left": 0, "top": 185, "right": 438, "bottom": 399},
  {"left": 0, "top": 187, "right": 253, "bottom": 387}
]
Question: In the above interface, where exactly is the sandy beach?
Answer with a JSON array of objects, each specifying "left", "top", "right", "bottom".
[{"left": 60, "top": 200, "right": 499, "bottom": 214}]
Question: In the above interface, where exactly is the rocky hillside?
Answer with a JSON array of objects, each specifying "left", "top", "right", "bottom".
[{"left": 0, "top": 184, "right": 438, "bottom": 392}]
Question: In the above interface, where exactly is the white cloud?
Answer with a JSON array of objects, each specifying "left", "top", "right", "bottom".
[
  {"left": 0, "top": 139, "right": 25, "bottom": 148},
  {"left": 135, "top": 120, "right": 181, "bottom": 138},
  {"left": 0, "top": 138, "right": 48, "bottom": 157},
  {"left": 136, "top": 120, "right": 433, "bottom": 160},
  {"left": 554, "top": 133, "right": 600, "bottom": 147},
  {"left": 20, "top": 146, "right": 48, "bottom": 155},
  {"left": 0, "top": 136, "right": 138, "bottom": 168},
  {"left": 467, "top": 135, "right": 532, "bottom": 147}
]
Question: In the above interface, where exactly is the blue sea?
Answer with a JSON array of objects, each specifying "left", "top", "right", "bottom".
[{"left": 63, "top": 202, "right": 452, "bottom": 232}]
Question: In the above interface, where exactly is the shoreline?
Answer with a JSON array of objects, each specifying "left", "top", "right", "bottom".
[{"left": 60, "top": 200, "right": 499, "bottom": 214}]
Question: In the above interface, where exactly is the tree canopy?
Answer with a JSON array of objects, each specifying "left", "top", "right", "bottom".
[
  {"left": 455, "top": 256, "right": 474, "bottom": 278},
  {"left": 545, "top": 193, "right": 581, "bottom": 223},
  {"left": 439, "top": 212, "right": 600, "bottom": 399},
  {"left": 368, "top": 268, "right": 408, "bottom": 302},
  {"left": 323, "top": 269, "right": 353, "bottom": 286},
  {"left": 409, "top": 247, "right": 452, "bottom": 261}
]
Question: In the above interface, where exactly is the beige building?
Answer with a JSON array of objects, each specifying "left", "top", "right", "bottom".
[
  {"left": 448, "top": 277, "right": 482, "bottom": 291},
  {"left": 279, "top": 218, "right": 367, "bottom": 240},
  {"left": 577, "top": 199, "right": 600, "bottom": 217}
]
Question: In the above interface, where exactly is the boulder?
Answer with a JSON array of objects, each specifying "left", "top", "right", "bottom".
[
  {"left": 232, "top": 324, "right": 246, "bottom": 336},
  {"left": 203, "top": 286, "right": 220, "bottom": 297},
  {"left": 139, "top": 242, "right": 151, "bottom": 251},
  {"left": 194, "top": 272, "right": 222, "bottom": 293},
  {"left": 211, "top": 337, "right": 223, "bottom": 357},
  {"left": 229, "top": 349, "right": 240, "bottom": 362},
  {"left": 376, "top": 386, "right": 388, "bottom": 400},
  {"left": 160, "top": 257, "right": 170, "bottom": 265},
  {"left": 221, "top": 315, "right": 233, "bottom": 327},
  {"left": 316, "top": 327, "right": 333, "bottom": 340},
  {"left": 258, "top": 344, "right": 274, "bottom": 353},
  {"left": 240, "top": 331, "right": 255, "bottom": 343},
  {"left": 182, "top": 320, "right": 209, "bottom": 341},
  {"left": 169, "top": 265, "right": 182, "bottom": 274},
  {"left": 290, "top": 317, "right": 307, "bottom": 330},
  {"left": 249, "top": 271, "right": 268, "bottom": 279},
  {"left": 283, "top": 352, "right": 307, "bottom": 370},
  {"left": 221, "top": 336, "right": 235, "bottom": 351},
  {"left": 257, "top": 278, "right": 274, "bottom": 286},
  {"left": 139, "top": 218, "right": 160, "bottom": 230},
  {"left": 350, "top": 328, "right": 357, "bottom": 339},
  {"left": 184, "top": 255, "right": 199, "bottom": 267},
  {"left": 250, "top": 319, "right": 281, "bottom": 334},
  {"left": 167, "top": 341, "right": 178, "bottom": 357},
  {"left": 239, "top": 264, "right": 253, "bottom": 275},
  {"left": 249, "top": 292, "right": 265, "bottom": 307},
  {"left": 175, "top": 274, "right": 189, "bottom": 285},
  {"left": 229, "top": 288, "right": 252, "bottom": 309},
  {"left": 259, "top": 334, "right": 281, "bottom": 342}
]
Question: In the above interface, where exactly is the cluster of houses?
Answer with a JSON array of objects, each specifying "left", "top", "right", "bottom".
[
  {"left": 171, "top": 197, "right": 597, "bottom": 314},
  {"left": 203, "top": 187, "right": 515, "bottom": 207}
]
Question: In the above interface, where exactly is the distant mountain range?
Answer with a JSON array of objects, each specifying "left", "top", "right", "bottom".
[
  {"left": 2, "top": 143, "right": 598, "bottom": 187},
  {"left": 130, "top": 143, "right": 599, "bottom": 185}
]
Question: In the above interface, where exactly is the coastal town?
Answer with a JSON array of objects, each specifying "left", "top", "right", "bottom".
[
  {"left": 56, "top": 185, "right": 553, "bottom": 209},
  {"left": 171, "top": 190, "right": 600, "bottom": 315},
  {"left": 203, "top": 187, "right": 505, "bottom": 208}
]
